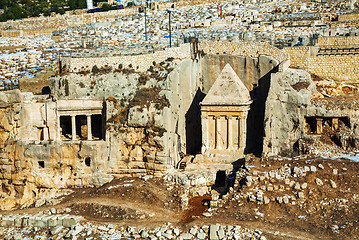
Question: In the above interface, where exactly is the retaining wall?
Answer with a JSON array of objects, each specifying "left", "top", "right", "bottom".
[
  {"left": 284, "top": 46, "right": 359, "bottom": 82},
  {"left": 65, "top": 41, "right": 289, "bottom": 74},
  {"left": 317, "top": 36, "right": 359, "bottom": 47},
  {"left": 63, "top": 43, "right": 192, "bottom": 73}
]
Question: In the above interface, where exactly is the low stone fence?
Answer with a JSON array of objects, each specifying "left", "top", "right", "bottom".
[
  {"left": 0, "top": 8, "right": 137, "bottom": 32},
  {"left": 63, "top": 43, "right": 191, "bottom": 73},
  {"left": 0, "top": 221, "right": 266, "bottom": 240},
  {"left": 64, "top": 41, "right": 290, "bottom": 74},
  {"left": 284, "top": 46, "right": 359, "bottom": 82},
  {"left": 317, "top": 36, "right": 359, "bottom": 47},
  {"left": 0, "top": 213, "right": 83, "bottom": 228},
  {"left": 199, "top": 41, "right": 289, "bottom": 64},
  {"left": 339, "top": 13, "right": 359, "bottom": 22}
]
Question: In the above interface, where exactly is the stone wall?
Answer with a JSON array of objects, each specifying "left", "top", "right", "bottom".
[
  {"left": 284, "top": 46, "right": 359, "bottom": 82},
  {"left": 63, "top": 44, "right": 192, "bottom": 73},
  {"left": 1, "top": 28, "right": 56, "bottom": 37},
  {"left": 64, "top": 41, "right": 288, "bottom": 75},
  {"left": 317, "top": 36, "right": 359, "bottom": 46},
  {"left": 338, "top": 13, "right": 359, "bottom": 22},
  {"left": 0, "top": 8, "right": 137, "bottom": 32},
  {"left": 199, "top": 41, "right": 289, "bottom": 63},
  {"left": 200, "top": 55, "right": 279, "bottom": 93}
]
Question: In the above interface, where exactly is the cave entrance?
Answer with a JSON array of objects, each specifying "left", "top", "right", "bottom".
[
  {"left": 305, "top": 116, "right": 350, "bottom": 134},
  {"left": 305, "top": 117, "right": 317, "bottom": 134},
  {"left": 85, "top": 157, "right": 91, "bottom": 167},
  {"left": 76, "top": 115, "right": 87, "bottom": 140},
  {"left": 60, "top": 116, "right": 72, "bottom": 140},
  {"left": 214, "top": 170, "right": 227, "bottom": 188},
  {"left": 37, "top": 127, "right": 44, "bottom": 141},
  {"left": 92, "top": 114, "right": 105, "bottom": 140}
]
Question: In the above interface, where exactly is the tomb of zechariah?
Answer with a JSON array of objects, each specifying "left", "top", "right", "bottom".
[
  {"left": 195, "top": 64, "right": 251, "bottom": 166},
  {"left": 1, "top": 41, "right": 359, "bottom": 209}
]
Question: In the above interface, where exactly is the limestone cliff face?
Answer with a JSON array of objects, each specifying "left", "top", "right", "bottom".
[
  {"left": 263, "top": 68, "right": 359, "bottom": 155},
  {"left": 263, "top": 68, "right": 317, "bottom": 155},
  {"left": 0, "top": 52, "right": 283, "bottom": 210}
]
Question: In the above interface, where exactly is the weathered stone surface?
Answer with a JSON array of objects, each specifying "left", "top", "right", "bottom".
[
  {"left": 330, "top": 179, "right": 337, "bottom": 188},
  {"left": 315, "top": 178, "right": 323, "bottom": 186},
  {"left": 263, "top": 68, "right": 316, "bottom": 155},
  {"left": 197, "top": 232, "right": 206, "bottom": 239},
  {"left": 298, "top": 192, "right": 305, "bottom": 198},
  {"left": 209, "top": 224, "right": 219, "bottom": 240},
  {"left": 179, "top": 232, "right": 193, "bottom": 239},
  {"left": 51, "top": 226, "right": 64, "bottom": 235}
]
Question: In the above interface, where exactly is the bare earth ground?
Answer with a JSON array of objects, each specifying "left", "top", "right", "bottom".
[{"left": 0, "top": 155, "right": 358, "bottom": 240}]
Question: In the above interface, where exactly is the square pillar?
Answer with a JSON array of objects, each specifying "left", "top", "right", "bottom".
[
  {"left": 87, "top": 115, "right": 92, "bottom": 140},
  {"left": 71, "top": 115, "right": 76, "bottom": 141},
  {"left": 43, "top": 127, "right": 49, "bottom": 141},
  {"left": 316, "top": 117, "right": 323, "bottom": 134},
  {"left": 332, "top": 118, "right": 338, "bottom": 131}
]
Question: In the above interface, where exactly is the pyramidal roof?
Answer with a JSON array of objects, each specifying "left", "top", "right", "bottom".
[{"left": 202, "top": 64, "right": 252, "bottom": 106}]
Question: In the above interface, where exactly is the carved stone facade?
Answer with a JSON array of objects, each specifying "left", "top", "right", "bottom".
[
  {"left": 200, "top": 64, "right": 252, "bottom": 162},
  {"left": 57, "top": 100, "right": 104, "bottom": 141}
]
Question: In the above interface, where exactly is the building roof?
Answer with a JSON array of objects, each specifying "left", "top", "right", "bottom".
[{"left": 201, "top": 64, "right": 252, "bottom": 106}]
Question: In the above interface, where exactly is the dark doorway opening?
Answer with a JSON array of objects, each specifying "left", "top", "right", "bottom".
[
  {"left": 41, "top": 86, "right": 51, "bottom": 95},
  {"left": 38, "top": 161, "right": 45, "bottom": 168},
  {"left": 305, "top": 117, "right": 317, "bottom": 134},
  {"left": 92, "top": 114, "right": 105, "bottom": 140},
  {"left": 214, "top": 170, "right": 227, "bottom": 187},
  {"left": 212, "top": 170, "right": 228, "bottom": 195},
  {"left": 76, "top": 115, "right": 87, "bottom": 140},
  {"left": 185, "top": 88, "right": 206, "bottom": 155},
  {"left": 37, "top": 127, "right": 44, "bottom": 141},
  {"left": 339, "top": 117, "right": 350, "bottom": 128},
  {"left": 85, "top": 157, "right": 91, "bottom": 167},
  {"left": 60, "top": 116, "right": 72, "bottom": 140}
]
